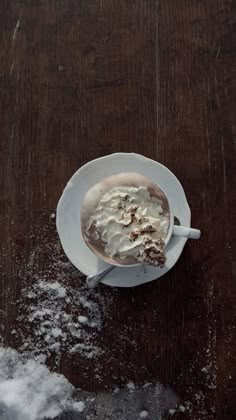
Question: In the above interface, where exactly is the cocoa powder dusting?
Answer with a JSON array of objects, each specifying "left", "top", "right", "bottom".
[
  {"left": 138, "top": 238, "right": 166, "bottom": 267},
  {"left": 139, "top": 225, "right": 156, "bottom": 235},
  {"left": 129, "top": 225, "right": 156, "bottom": 241}
]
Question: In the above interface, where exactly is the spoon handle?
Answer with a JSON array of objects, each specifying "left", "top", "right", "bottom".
[{"left": 86, "top": 265, "right": 115, "bottom": 288}]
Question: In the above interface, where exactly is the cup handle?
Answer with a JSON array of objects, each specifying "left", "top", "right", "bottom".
[{"left": 173, "top": 225, "right": 201, "bottom": 239}]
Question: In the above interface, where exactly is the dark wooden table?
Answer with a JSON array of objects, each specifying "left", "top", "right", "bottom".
[{"left": 0, "top": 1, "right": 235, "bottom": 419}]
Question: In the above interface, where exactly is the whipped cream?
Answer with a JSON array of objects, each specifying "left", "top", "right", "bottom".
[{"left": 87, "top": 186, "right": 170, "bottom": 266}]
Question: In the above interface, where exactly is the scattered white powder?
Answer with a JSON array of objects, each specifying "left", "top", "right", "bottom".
[
  {"left": 179, "top": 404, "right": 186, "bottom": 412},
  {"left": 0, "top": 347, "right": 84, "bottom": 420},
  {"left": 78, "top": 315, "right": 89, "bottom": 324},
  {"left": 73, "top": 401, "right": 85, "bottom": 412},
  {"left": 127, "top": 381, "right": 135, "bottom": 392},
  {"left": 169, "top": 408, "right": 176, "bottom": 415},
  {"left": 143, "top": 382, "right": 152, "bottom": 388},
  {"left": 17, "top": 276, "right": 108, "bottom": 363},
  {"left": 139, "top": 410, "right": 148, "bottom": 418},
  {"left": 37, "top": 280, "right": 67, "bottom": 298},
  {"left": 75, "top": 382, "right": 179, "bottom": 419}
]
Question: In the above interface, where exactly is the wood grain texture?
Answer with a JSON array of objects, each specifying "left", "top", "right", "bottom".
[{"left": 0, "top": 0, "right": 235, "bottom": 419}]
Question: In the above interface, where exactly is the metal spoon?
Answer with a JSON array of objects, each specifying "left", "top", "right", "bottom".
[
  {"left": 174, "top": 216, "right": 180, "bottom": 226},
  {"left": 86, "top": 265, "right": 115, "bottom": 288}
]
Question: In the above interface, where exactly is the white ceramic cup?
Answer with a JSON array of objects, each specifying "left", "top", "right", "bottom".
[
  {"left": 86, "top": 201, "right": 201, "bottom": 285},
  {"left": 82, "top": 177, "right": 201, "bottom": 268}
]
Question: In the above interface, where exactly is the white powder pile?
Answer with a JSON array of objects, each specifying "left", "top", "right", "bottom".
[
  {"left": 17, "top": 277, "right": 107, "bottom": 363},
  {"left": 0, "top": 347, "right": 85, "bottom": 420},
  {"left": 0, "top": 345, "right": 182, "bottom": 420},
  {"left": 0, "top": 345, "right": 180, "bottom": 420}
]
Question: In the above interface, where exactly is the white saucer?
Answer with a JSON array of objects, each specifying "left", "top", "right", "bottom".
[{"left": 56, "top": 153, "right": 190, "bottom": 287}]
